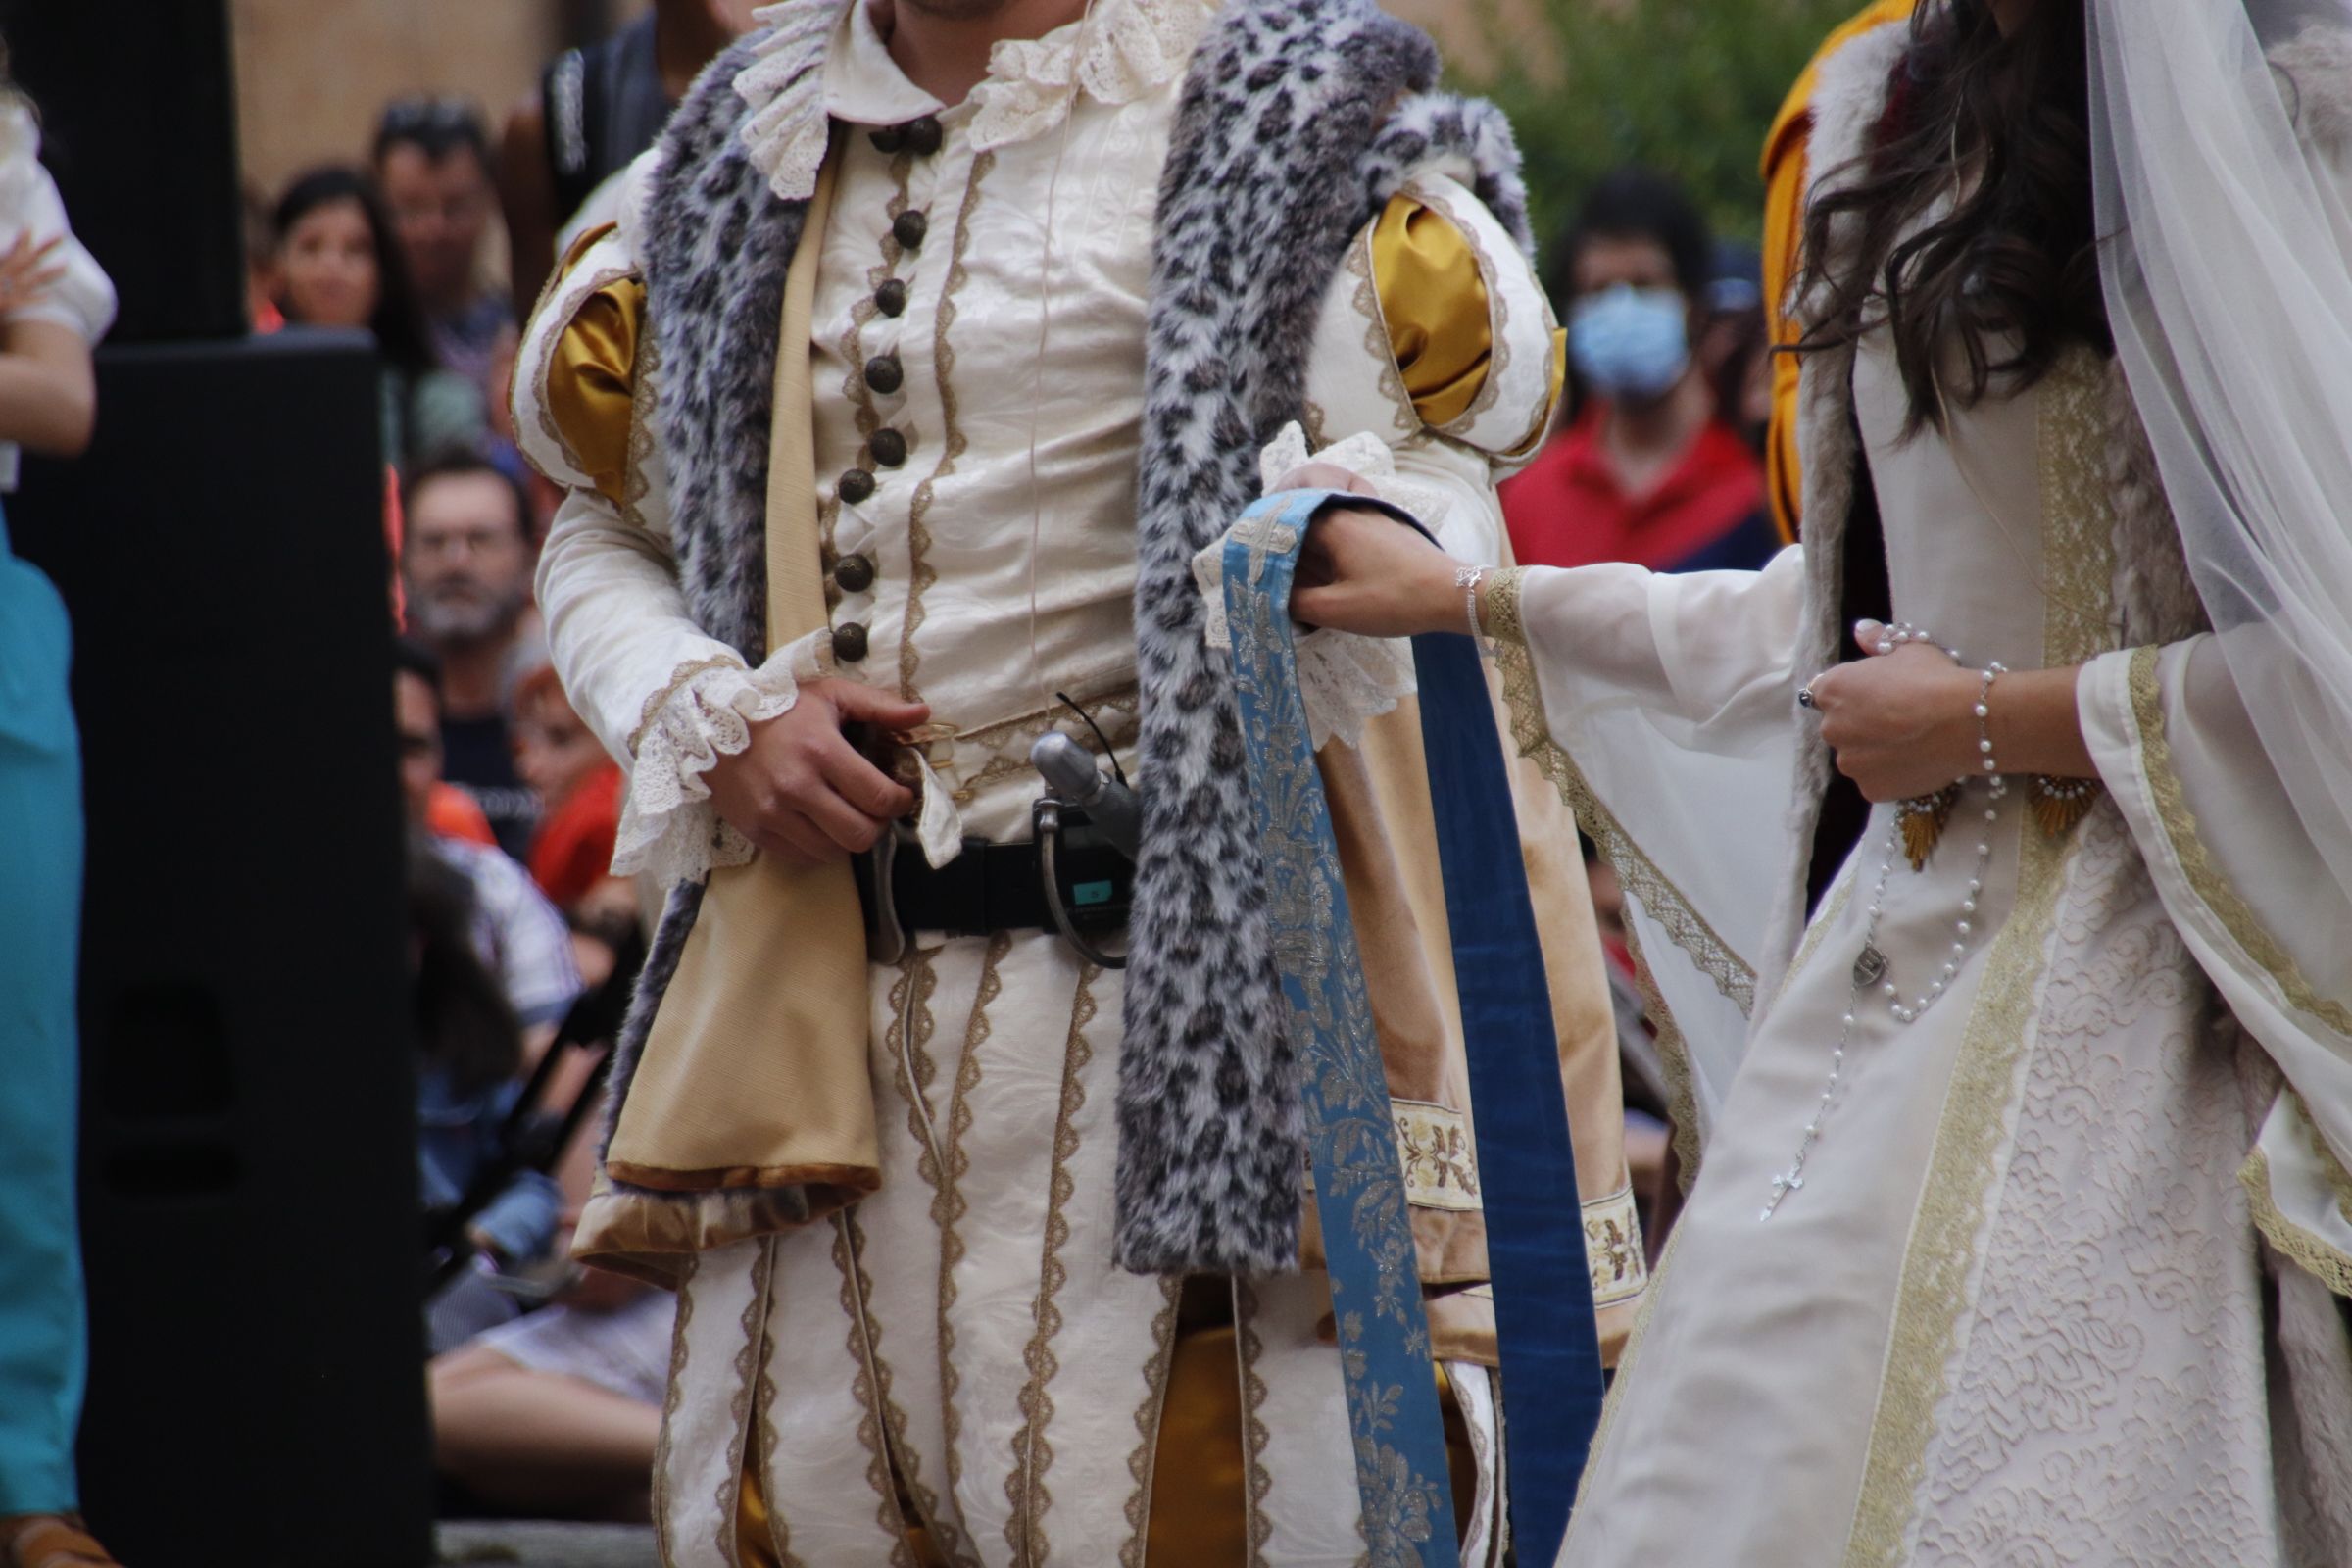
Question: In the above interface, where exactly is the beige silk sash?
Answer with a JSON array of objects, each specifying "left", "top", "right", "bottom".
[{"left": 584, "top": 140, "right": 887, "bottom": 1275}]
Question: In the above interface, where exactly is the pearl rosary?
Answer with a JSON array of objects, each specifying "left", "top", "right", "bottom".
[{"left": 1763, "top": 631, "right": 2009, "bottom": 1221}]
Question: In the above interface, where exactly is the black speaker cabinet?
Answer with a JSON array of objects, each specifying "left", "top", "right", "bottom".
[
  {"left": 0, "top": 0, "right": 247, "bottom": 342},
  {"left": 11, "top": 331, "right": 431, "bottom": 1568}
]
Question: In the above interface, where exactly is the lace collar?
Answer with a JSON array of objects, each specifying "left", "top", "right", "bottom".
[{"left": 733, "top": 0, "right": 1213, "bottom": 201}]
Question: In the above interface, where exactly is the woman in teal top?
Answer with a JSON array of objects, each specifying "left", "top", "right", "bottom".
[{"left": 0, "top": 59, "right": 122, "bottom": 1568}]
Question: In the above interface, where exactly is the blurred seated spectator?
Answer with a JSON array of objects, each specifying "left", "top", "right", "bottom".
[
  {"left": 409, "top": 834, "right": 564, "bottom": 1353},
  {"left": 1502, "top": 169, "right": 1779, "bottom": 574},
  {"left": 271, "top": 165, "right": 485, "bottom": 470},
  {"left": 396, "top": 638, "right": 581, "bottom": 1041},
  {"left": 428, "top": 1274, "right": 673, "bottom": 1523},
  {"left": 402, "top": 453, "right": 544, "bottom": 859},
  {"left": 501, "top": 0, "right": 756, "bottom": 316},
  {"left": 512, "top": 662, "right": 634, "bottom": 987},
  {"left": 373, "top": 97, "right": 514, "bottom": 413},
  {"left": 243, "top": 183, "right": 282, "bottom": 334}
]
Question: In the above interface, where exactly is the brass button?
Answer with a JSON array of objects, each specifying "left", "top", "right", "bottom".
[
  {"left": 833, "top": 621, "right": 870, "bottom": 662},
  {"left": 838, "top": 467, "right": 876, "bottom": 505},
  {"left": 874, "top": 278, "right": 908, "bottom": 318},
  {"left": 905, "top": 116, "right": 943, "bottom": 157},
  {"left": 893, "top": 210, "right": 929, "bottom": 252},
  {"left": 869, "top": 125, "right": 906, "bottom": 154},
  {"left": 833, "top": 552, "right": 876, "bottom": 593},
  {"left": 867, "top": 428, "right": 908, "bottom": 468},
  {"left": 864, "top": 354, "right": 905, "bottom": 396}
]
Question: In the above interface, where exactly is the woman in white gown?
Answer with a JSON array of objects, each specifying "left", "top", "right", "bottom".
[{"left": 1284, "top": 0, "right": 2352, "bottom": 1560}]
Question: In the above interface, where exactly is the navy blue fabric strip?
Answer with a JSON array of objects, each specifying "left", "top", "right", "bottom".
[{"left": 1410, "top": 627, "right": 1606, "bottom": 1564}]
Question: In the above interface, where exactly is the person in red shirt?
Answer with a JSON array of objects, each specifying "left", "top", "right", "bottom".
[{"left": 1503, "top": 169, "right": 1780, "bottom": 574}]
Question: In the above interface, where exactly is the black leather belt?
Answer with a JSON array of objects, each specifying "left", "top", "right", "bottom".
[{"left": 856, "top": 810, "right": 1132, "bottom": 947}]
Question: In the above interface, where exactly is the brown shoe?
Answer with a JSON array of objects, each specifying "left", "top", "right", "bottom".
[{"left": 0, "top": 1516, "right": 122, "bottom": 1568}]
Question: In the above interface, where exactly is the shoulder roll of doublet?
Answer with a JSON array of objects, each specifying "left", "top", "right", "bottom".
[
  {"left": 514, "top": 153, "right": 671, "bottom": 526},
  {"left": 1301, "top": 171, "right": 1559, "bottom": 474}
]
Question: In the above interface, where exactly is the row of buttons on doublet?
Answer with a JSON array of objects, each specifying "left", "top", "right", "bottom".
[{"left": 832, "top": 116, "right": 944, "bottom": 665}]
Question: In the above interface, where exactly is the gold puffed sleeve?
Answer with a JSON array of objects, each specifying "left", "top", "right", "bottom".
[
  {"left": 546, "top": 274, "right": 647, "bottom": 507},
  {"left": 1372, "top": 193, "right": 1566, "bottom": 449}
]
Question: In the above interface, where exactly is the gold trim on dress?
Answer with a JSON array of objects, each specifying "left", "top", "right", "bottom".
[
  {"left": 2127, "top": 646, "right": 2352, "bottom": 1036},
  {"left": 1492, "top": 626, "right": 1758, "bottom": 1014},
  {"left": 2241, "top": 1145, "right": 2352, "bottom": 1298}
]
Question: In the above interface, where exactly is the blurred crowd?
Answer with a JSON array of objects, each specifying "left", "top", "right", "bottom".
[{"left": 221, "top": 0, "right": 1787, "bottom": 1528}]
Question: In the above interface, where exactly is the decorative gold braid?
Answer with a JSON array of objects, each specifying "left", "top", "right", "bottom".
[
  {"left": 1002, "top": 961, "right": 1100, "bottom": 1566},
  {"left": 832, "top": 1216, "right": 920, "bottom": 1568},
  {"left": 715, "top": 1237, "right": 776, "bottom": 1563},
  {"left": 1116, "top": 1277, "right": 1186, "bottom": 1568},
  {"left": 2127, "top": 646, "right": 2352, "bottom": 1035},
  {"left": 2242, "top": 1145, "right": 2352, "bottom": 1298},
  {"left": 1478, "top": 566, "right": 1528, "bottom": 648},
  {"left": 1842, "top": 819, "right": 2073, "bottom": 1567},
  {"left": 1236, "top": 1280, "right": 1275, "bottom": 1568},
  {"left": 649, "top": 1250, "right": 698, "bottom": 1564},
  {"left": 928, "top": 935, "right": 1006, "bottom": 1568},
  {"left": 1493, "top": 632, "right": 1756, "bottom": 1013}
]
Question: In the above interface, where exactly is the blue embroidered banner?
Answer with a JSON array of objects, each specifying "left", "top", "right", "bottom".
[
  {"left": 1220, "top": 488, "right": 1603, "bottom": 1568},
  {"left": 1223, "top": 491, "right": 1461, "bottom": 1568}
]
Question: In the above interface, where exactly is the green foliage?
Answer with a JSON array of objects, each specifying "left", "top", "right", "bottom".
[{"left": 1454, "top": 0, "right": 1874, "bottom": 269}]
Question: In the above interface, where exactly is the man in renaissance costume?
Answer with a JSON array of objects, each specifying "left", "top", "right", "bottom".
[{"left": 513, "top": 1, "right": 1643, "bottom": 1561}]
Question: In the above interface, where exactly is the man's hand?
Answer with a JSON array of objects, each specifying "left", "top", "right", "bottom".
[{"left": 705, "top": 678, "right": 930, "bottom": 866}]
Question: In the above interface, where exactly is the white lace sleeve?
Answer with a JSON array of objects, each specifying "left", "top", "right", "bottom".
[
  {"left": 1192, "top": 425, "right": 1434, "bottom": 752},
  {"left": 613, "top": 629, "right": 835, "bottom": 889}
]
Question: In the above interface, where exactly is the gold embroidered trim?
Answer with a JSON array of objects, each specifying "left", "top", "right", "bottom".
[
  {"left": 753, "top": 1240, "right": 812, "bottom": 1568},
  {"left": 1618, "top": 912, "right": 1704, "bottom": 1194},
  {"left": 900, "top": 149, "right": 998, "bottom": 704},
  {"left": 862, "top": 954, "right": 965, "bottom": 1565},
  {"left": 628, "top": 652, "right": 747, "bottom": 758},
  {"left": 832, "top": 1215, "right": 918, "bottom": 1568},
  {"left": 2127, "top": 647, "right": 2352, "bottom": 1035},
  {"left": 1348, "top": 222, "right": 1424, "bottom": 442},
  {"left": 2242, "top": 1146, "right": 2352, "bottom": 1298},
  {"left": 622, "top": 306, "right": 659, "bottom": 534},
  {"left": 1842, "top": 788, "right": 2073, "bottom": 1566},
  {"left": 1236, "top": 1279, "right": 1275, "bottom": 1568},
  {"left": 931, "top": 934, "right": 1006, "bottom": 1568},
  {"left": 716, "top": 1237, "right": 776, "bottom": 1564},
  {"left": 650, "top": 1250, "right": 698, "bottom": 1566},
  {"left": 1493, "top": 633, "right": 1758, "bottom": 1014},
  {"left": 1004, "top": 960, "right": 1100, "bottom": 1565},
  {"left": 1581, "top": 1185, "right": 1649, "bottom": 1307},
  {"left": 2037, "top": 347, "right": 2122, "bottom": 666},
  {"left": 1479, "top": 566, "right": 1528, "bottom": 648},
  {"left": 1117, "top": 1277, "right": 1185, "bottom": 1568},
  {"left": 1393, "top": 1098, "right": 1482, "bottom": 1212}
]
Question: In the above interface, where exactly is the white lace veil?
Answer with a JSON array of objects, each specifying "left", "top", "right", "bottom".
[{"left": 2088, "top": 0, "right": 2352, "bottom": 909}]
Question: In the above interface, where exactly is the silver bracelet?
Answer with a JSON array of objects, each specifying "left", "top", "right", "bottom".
[{"left": 1456, "top": 564, "right": 1489, "bottom": 647}]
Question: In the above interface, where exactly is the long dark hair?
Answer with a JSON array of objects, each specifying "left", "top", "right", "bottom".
[
  {"left": 1792, "top": 0, "right": 2108, "bottom": 433},
  {"left": 273, "top": 165, "right": 436, "bottom": 379},
  {"left": 408, "top": 835, "right": 523, "bottom": 1097}
]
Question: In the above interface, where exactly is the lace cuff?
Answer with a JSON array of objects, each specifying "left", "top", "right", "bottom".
[
  {"left": 1191, "top": 423, "right": 1446, "bottom": 751},
  {"left": 612, "top": 630, "right": 833, "bottom": 889}
]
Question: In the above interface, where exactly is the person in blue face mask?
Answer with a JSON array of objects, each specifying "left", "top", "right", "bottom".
[{"left": 1501, "top": 168, "right": 1782, "bottom": 574}]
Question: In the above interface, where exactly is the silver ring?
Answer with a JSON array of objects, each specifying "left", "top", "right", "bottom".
[{"left": 1796, "top": 679, "right": 1822, "bottom": 710}]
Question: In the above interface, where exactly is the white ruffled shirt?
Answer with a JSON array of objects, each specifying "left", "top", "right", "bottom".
[{"left": 526, "top": 0, "right": 1555, "bottom": 889}]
